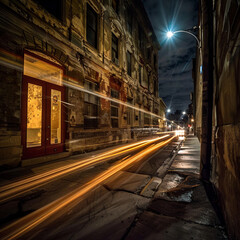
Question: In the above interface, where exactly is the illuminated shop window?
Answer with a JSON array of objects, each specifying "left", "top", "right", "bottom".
[{"left": 27, "top": 83, "right": 42, "bottom": 148}]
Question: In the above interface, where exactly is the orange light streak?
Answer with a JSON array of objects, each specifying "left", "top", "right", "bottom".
[
  {"left": 0, "top": 136, "right": 175, "bottom": 240},
  {"left": 0, "top": 135, "right": 170, "bottom": 203}
]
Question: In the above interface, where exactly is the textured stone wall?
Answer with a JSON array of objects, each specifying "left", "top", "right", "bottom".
[
  {"left": 213, "top": 34, "right": 240, "bottom": 239},
  {"left": 195, "top": 1, "right": 240, "bottom": 238},
  {"left": 0, "top": 0, "right": 164, "bottom": 166}
]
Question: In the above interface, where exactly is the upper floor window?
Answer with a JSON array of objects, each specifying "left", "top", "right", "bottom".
[
  {"left": 87, "top": 4, "right": 98, "bottom": 49},
  {"left": 147, "top": 48, "right": 151, "bottom": 61},
  {"left": 139, "top": 65, "right": 142, "bottom": 85},
  {"left": 126, "top": 8, "right": 132, "bottom": 34},
  {"left": 112, "top": 33, "right": 119, "bottom": 65},
  {"left": 138, "top": 25, "right": 144, "bottom": 49},
  {"left": 147, "top": 73, "right": 150, "bottom": 91},
  {"left": 154, "top": 80, "right": 158, "bottom": 97},
  {"left": 127, "top": 51, "right": 132, "bottom": 76},
  {"left": 154, "top": 54, "right": 157, "bottom": 70},
  {"left": 112, "top": 0, "right": 119, "bottom": 13},
  {"left": 35, "top": 0, "right": 63, "bottom": 20}
]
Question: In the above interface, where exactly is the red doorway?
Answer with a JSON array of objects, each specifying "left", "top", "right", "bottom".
[{"left": 21, "top": 51, "right": 65, "bottom": 159}]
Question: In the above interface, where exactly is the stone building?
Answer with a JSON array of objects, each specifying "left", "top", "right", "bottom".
[
  {"left": 194, "top": 0, "right": 240, "bottom": 238},
  {"left": 0, "top": 0, "right": 165, "bottom": 167}
]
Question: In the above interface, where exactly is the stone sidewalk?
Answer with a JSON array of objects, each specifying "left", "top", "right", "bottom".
[{"left": 125, "top": 134, "right": 227, "bottom": 240}]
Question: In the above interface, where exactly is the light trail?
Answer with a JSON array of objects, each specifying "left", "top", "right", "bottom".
[
  {"left": 0, "top": 136, "right": 175, "bottom": 240},
  {"left": 0, "top": 135, "right": 170, "bottom": 203},
  {"left": 0, "top": 49, "right": 180, "bottom": 126}
]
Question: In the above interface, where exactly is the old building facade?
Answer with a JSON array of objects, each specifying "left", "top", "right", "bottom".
[
  {"left": 0, "top": 0, "right": 165, "bottom": 167},
  {"left": 194, "top": 0, "right": 240, "bottom": 239}
]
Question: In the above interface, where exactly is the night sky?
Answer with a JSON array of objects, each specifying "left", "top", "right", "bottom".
[{"left": 143, "top": 0, "right": 199, "bottom": 113}]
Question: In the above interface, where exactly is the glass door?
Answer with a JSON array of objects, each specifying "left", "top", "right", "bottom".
[
  {"left": 22, "top": 77, "right": 46, "bottom": 158},
  {"left": 45, "top": 83, "right": 64, "bottom": 155},
  {"left": 22, "top": 51, "right": 65, "bottom": 159}
]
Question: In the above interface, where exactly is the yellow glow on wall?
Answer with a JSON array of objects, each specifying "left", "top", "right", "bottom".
[{"left": 24, "top": 54, "right": 63, "bottom": 86}]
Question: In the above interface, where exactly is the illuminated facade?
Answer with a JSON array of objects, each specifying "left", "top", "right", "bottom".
[{"left": 0, "top": 0, "right": 165, "bottom": 166}]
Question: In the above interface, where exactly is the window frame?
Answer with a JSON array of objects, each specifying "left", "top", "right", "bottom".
[
  {"left": 86, "top": 4, "right": 98, "bottom": 49},
  {"left": 83, "top": 80, "right": 99, "bottom": 129},
  {"left": 139, "top": 64, "right": 142, "bottom": 85},
  {"left": 127, "top": 51, "right": 132, "bottom": 76},
  {"left": 110, "top": 89, "right": 119, "bottom": 128},
  {"left": 112, "top": 33, "right": 119, "bottom": 64}
]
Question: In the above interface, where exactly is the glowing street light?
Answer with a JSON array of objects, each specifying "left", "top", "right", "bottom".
[
  {"left": 182, "top": 111, "right": 186, "bottom": 115},
  {"left": 167, "top": 109, "right": 171, "bottom": 113},
  {"left": 166, "top": 26, "right": 201, "bottom": 48},
  {"left": 167, "top": 31, "right": 174, "bottom": 38}
]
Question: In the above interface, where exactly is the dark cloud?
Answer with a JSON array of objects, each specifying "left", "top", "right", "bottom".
[{"left": 143, "top": 0, "right": 198, "bottom": 112}]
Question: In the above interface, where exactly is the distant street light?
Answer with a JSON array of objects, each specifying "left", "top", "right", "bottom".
[
  {"left": 167, "top": 109, "right": 171, "bottom": 113},
  {"left": 182, "top": 111, "right": 186, "bottom": 115},
  {"left": 167, "top": 26, "right": 201, "bottom": 48}
]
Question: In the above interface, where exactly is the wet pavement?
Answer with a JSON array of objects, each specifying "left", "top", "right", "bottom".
[
  {"left": 126, "top": 134, "right": 227, "bottom": 240},
  {"left": 0, "top": 135, "right": 228, "bottom": 239}
]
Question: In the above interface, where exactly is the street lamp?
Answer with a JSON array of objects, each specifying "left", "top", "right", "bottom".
[
  {"left": 167, "top": 26, "right": 201, "bottom": 48},
  {"left": 167, "top": 109, "right": 171, "bottom": 113},
  {"left": 182, "top": 111, "right": 186, "bottom": 115}
]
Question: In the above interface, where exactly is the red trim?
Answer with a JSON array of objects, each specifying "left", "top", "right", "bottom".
[{"left": 22, "top": 50, "right": 66, "bottom": 159}]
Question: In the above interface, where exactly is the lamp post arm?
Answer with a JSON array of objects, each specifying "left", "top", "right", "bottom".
[{"left": 174, "top": 30, "right": 201, "bottom": 48}]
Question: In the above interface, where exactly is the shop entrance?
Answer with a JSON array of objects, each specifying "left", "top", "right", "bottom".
[{"left": 21, "top": 51, "right": 65, "bottom": 159}]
